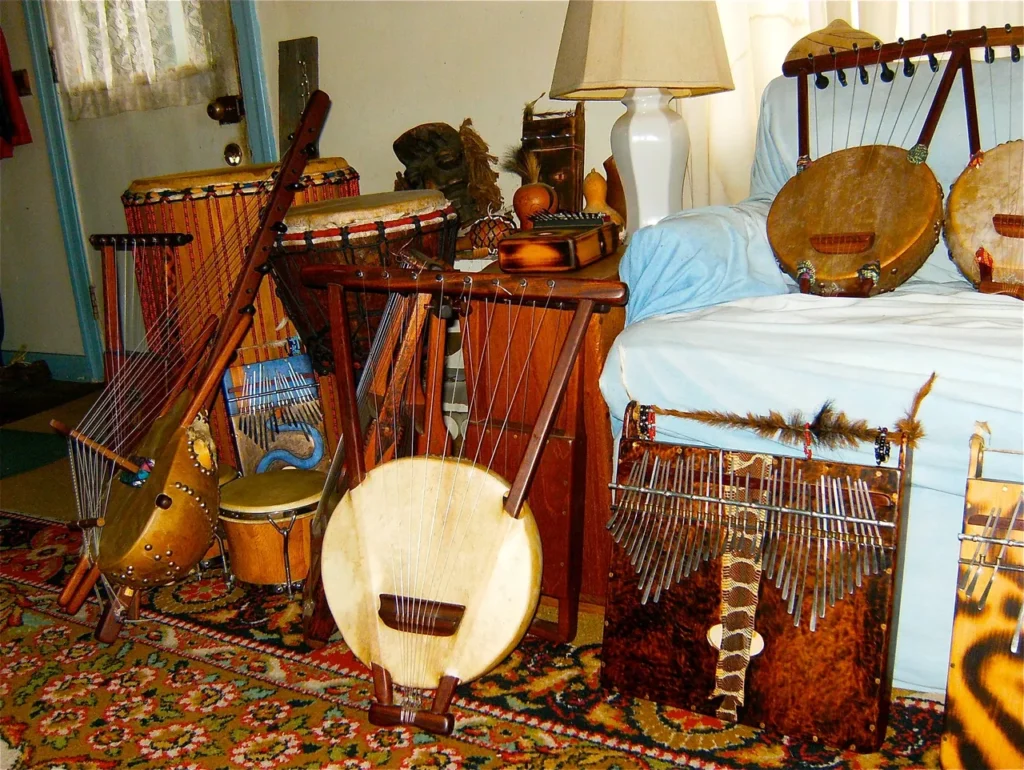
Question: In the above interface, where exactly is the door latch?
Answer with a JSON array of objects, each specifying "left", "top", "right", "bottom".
[{"left": 207, "top": 95, "right": 245, "bottom": 125}]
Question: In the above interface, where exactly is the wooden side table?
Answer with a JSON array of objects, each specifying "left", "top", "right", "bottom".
[{"left": 463, "top": 250, "right": 625, "bottom": 642}]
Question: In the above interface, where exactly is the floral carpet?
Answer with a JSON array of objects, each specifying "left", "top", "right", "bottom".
[{"left": 0, "top": 513, "right": 944, "bottom": 769}]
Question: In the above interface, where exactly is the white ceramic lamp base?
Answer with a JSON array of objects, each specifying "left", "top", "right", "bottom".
[{"left": 610, "top": 87, "right": 690, "bottom": 239}]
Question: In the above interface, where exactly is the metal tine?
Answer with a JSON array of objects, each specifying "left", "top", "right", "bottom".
[
  {"left": 641, "top": 457, "right": 677, "bottom": 602},
  {"left": 822, "top": 475, "right": 835, "bottom": 611},
  {"left": 827, "top": 476, "right": 845, "bottom": 600},
  {"left": 624, "top": 456, "right": 659, "bottom": 559},
  {"left": 609, "top": 453, "right": 646, "bottom": 540},
  {"left": 715, "top": 458, "right": 728, "bottom": 560},
  {"left": 637, "top": 460, "right": 671, "bottom": 595},
  {"left": 699, "top": 453, "right": 716, "bottom": 564},
  {"left": 682, "top": 454, "right": 706, "bottom": 578},
  {"left": 963, "top": 504, "right": 1000, "bottom": 597},
  {"left": 659, "top": 454, "right": 689, "bottom": 598},
  {"left": 778, "top": 468, "right": 803, "bottom": 591},
  {"left": 792, "top": 477, "right": 813, "bottom": 625},
  {"left": 783, "top": 471, "right": 806, "bottom": 601},
  {"left": 1012, "top": 590, "right": 1024, "bottom": 655},
  {"left": 810, "top": 478, "right": 824, "bottom": 631},
  {"left": 607, "top": 459, "right": 638, "bottom": 533},
  {"left": 608, "top": 455, "right": 645, "bottom": 539},
  {"left": 846, "top": 475, "right": 864, "bottom": 588},
  {"left": 762, "top": 461, "right": 781, "bottom": 566},
  {"left": 671, "top": 451, "right": 696, "bottom": 584},
  {"left": 976, "top": 493, "right": 1024, "bottom": 609},
  {"left": 834, "top": 476, "right": 855, "bottom": 596},
  {"left": 768, "top": 460, "right": 793, "bottom": 580},
  {"left": 824, "top": 475, "right": 839, "bottom": 605},
  {"left": 859, "top": 479, "right": 883, "bottom": 576}
]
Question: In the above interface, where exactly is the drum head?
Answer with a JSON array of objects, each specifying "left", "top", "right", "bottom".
[
  {"left": 321, "top": 456, "right": 542, "bottom": 688},
  {"left": 283, "top": 190, "right": 450, "bottom": 233},
  {"left": 125, "top": 157, "right": 354, "bottom": 198},
  {"left": 220, "top": 469, "right": 327, "bottom": 515}
]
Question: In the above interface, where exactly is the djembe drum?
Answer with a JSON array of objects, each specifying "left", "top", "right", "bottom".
[
  {"left": 121, "top": 158, "right": 361, "bottom": 466},
  {"left": 219, "top": 469, "right": 327, "bottom": 592},
  {"left": 268, "top": 189, "right": 459, "bottom": 451}
]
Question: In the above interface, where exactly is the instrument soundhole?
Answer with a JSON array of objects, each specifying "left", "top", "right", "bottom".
[{"left": 377, "top": 594, "right": 465, "bottom": 637}]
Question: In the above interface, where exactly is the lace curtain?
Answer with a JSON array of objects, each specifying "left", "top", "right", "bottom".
[
  {"left": 683, "top": 0, "right": 1024, "bottom": 207},
  {"left": 45, "top": 0, "right": 238, "bottom": 121}
]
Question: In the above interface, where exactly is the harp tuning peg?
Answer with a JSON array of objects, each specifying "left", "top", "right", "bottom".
[
  {"left": 985, "top": 46, "right": 996, "bottom": 64},
  {"left": 815, "top": 72, "right": 830, "bottom": 89},
  {"left": 928, "top": 53, "right": 939, "bottom": 72},
  {"left": 1006, "top": 23, "right": 1013, "bottom": 32},
  {"left": 858, "top": 65, "right": 870, "bottom": 85},
  {"left": 837, "top": 68, "right": 848, "bottom": 86},
  {"left": 1012, "top": 45, "right": 1021, "bottom": 63},
  {"left": 880, "top": 61, "right": 895, "bottom": 83},
  {"left": 903, "top": 56, "right": 916, "bottom": 77},
  {"left": 873, "top": 41, "right": 882, "bottom": 51}
]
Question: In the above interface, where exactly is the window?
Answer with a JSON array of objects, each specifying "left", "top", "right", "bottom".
[{"left": 45, "top": 0, "right": 238, "bottom": 120}]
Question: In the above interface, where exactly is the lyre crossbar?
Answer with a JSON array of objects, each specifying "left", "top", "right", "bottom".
[
  {"left": 301, "top": 263, "right": 627, "bottom": 735},
  {"left": 601, "top": 401, "right": 913, "bottom": 752}
]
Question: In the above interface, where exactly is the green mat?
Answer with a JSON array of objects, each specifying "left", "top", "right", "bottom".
[{"left": 0, "top": 429, "right": 69, "bottom": 479}]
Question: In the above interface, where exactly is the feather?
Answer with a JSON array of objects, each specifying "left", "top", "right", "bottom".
[
  {"left": 894, "top": 372, "right": 936, "bottom": 449},
  {"left": 459, "top": 118, "right": 503, "bottom": 214},
  {"left": 524, "top": 92, "right": 545, "bottom": 121},
  {"left": 500, "top": 143, "right": 541, "bottom": 184}
]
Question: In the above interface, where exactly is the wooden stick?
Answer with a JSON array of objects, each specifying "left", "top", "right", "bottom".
[
  {"left": 179, "top": 308, "right": 254, "bottom": 428},
  {"left": 50, "top": 420, "right": 141, "bottom": 475},
  {"left": 159, "top": 315, "right": 218, "bottom": 417},
  {"left": 329, "top": 283, "right": 366, "bottom": 487}
]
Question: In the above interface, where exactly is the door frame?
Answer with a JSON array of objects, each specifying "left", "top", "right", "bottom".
[{"left": 21, "top": 0, "right": 276, "bottom": 383}]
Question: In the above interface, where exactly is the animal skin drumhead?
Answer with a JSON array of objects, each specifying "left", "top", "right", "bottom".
[
  {"left": 945, "top": 139, "right": 1024, "bottom": 286},
  {"left": 320, "top": 456, "right": 542, "bottom": 689}
]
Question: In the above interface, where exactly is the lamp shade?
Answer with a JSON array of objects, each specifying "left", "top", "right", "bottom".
[{"left": 550, "top": 1, "right": 734, "bottom": 100}]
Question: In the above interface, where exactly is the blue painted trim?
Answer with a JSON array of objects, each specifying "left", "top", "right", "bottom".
[
  {"left": 2, "top": 350, "right": 93, "bottom": 382},
  {"left": 231, "top": 0, "right": 276, "bottom": 164},
  {"left": 21, "top": 1, "right": 104, "bottom": 384}
]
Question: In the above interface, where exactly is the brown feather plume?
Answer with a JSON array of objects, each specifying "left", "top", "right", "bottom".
[
  {"left": 501, "top": 143, "right": 541, "bottom": 184},
  {"left": 459, "top": 118, "right": 503, "bottom": 214},
  {"left": 650, "top": 373, "right": 937, "bottom": 451}
]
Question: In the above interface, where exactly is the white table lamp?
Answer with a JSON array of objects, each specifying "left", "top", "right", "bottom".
[{"left": 550, "top": 1, "right": 734, "bottom": 238}]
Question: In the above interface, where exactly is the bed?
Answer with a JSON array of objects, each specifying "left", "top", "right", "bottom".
[{"left": 598, "top": 54, "right": 1023, "bottom": 694}]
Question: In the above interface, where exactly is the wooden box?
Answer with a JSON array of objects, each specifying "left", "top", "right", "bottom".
[{"left": 498, "top": 224, "right": 618, "bottom": 273}]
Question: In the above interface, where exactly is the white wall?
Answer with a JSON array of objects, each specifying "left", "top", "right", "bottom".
[
  {"left": 256, "top": 0, "right": 623, "bottom": 209},
  {"left": 0, "top": 1, "right": 84, "bottom": 357}
]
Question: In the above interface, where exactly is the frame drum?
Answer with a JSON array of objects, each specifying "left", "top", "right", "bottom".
[
  {"left": 121, "top": 159, "right": 361, "bottom": 467},
  {"left": 219, "top": 469, "right": 327, "bottom": 588},
  {"left": 268, "top": 190, "right": 458, "bottom": 378}
]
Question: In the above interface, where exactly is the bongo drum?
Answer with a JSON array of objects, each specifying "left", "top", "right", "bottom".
[
  {"left": 944, "top": 139, "right": 1024, "bottom": 291},
  {"left": 121, "top": 158, "right": 361, "bottom": 466},
  {"left": 219, "top": 469, "right": 326, "bottom": 591}
]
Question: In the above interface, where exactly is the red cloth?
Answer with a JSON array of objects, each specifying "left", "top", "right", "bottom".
[{"left": 0, "top": 26, "right": 33, "bottom": 159}]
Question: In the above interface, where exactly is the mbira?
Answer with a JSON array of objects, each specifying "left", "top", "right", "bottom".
[
  {"left": 52, "top": 92, "right": 333, "bottom": 642},
  {"left": 300, "top": 264, "right": 627, "bottom": 734},
  {"left": 600, "top": 402, "right": 914, "bottom": 752}
]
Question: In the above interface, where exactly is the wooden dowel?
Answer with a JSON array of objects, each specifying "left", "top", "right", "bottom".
[
  {"left": 58, "top": 554, "right": 93, "bottom": 607},
  {"left": 64, "top": 563, "right": 101, "bottom": 615},
  {"left": 50, "top": 420, "right": 141, "bottom": 475},
  {"left": 960, "top": 53, "right": 981, "bottom": 158},
  {"left": 100, "top": 244, "right": 123, "bottom": 383},
  {"left": 916, "top": 46, "right": 965, "bottom": 150},
  {"left": 329, "top": 283, "right": 366, "bottom": 487}
]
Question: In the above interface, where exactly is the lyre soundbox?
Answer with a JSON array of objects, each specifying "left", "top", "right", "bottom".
[
  {"left": 600, "top": 403, "right": 913, "bottom": 752},
  {"left": 941, "top": 430, "right": 1023, "bottom": 769}
]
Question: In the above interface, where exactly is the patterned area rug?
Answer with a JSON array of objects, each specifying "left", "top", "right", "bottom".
[{"left": 0, "top": 513, "right": 944, "bottom": 769}]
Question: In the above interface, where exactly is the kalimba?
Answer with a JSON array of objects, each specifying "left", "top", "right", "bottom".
[
  {"left": 601, "top": 402, "right": 913, "bottom": 752},
  {"left": 941, "top": 430, "right": 1023, "bottom": 770}
]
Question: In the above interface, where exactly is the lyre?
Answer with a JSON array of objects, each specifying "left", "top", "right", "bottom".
[{"left": 301, "top": 263, "right": 627, "bottom": 735}]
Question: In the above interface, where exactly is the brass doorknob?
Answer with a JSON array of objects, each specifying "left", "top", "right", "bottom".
[
  {"left": 208, "top": 95, "right": 245, "bottom": 124},
  {"left": 224, "top": 143, "right": 243, "bottom": 167}
]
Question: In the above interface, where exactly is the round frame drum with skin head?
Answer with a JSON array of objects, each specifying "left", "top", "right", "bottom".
[
  {"left": 768, "top": 145, "right": 943, "bottom": 295},
  {"left": 321, "top": 456, "right": 542, "bottom": 690},
  {"left": 219, "top": 469, "right": 327, "bottom": 588},
  {"left": 268, "top": 190, "right": 459, "bottom": 377},
  {"left": 944, "top": 139, "right": 1024, "bottom": 287}
]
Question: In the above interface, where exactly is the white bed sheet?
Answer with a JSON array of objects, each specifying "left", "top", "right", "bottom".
[{"left": 598, "top": 282, "right": 1024, "bottom": 693}]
